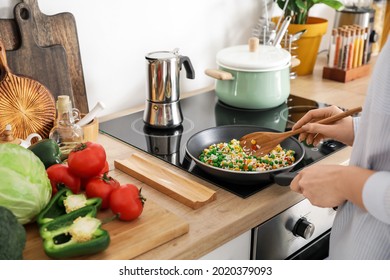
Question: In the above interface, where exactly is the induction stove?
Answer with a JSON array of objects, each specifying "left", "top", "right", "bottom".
[{"left": 99, "top": 91, "right": 346, "bottom": 198}]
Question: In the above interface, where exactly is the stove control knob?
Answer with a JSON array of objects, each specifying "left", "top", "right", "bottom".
[{"left": 293, "top": 217, "right": 315, "bottom": 239}]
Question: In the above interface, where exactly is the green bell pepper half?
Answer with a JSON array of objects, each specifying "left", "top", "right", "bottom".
[
  {"left": 39, "top": 205, "right": 110, "bottom": 259},
  {"left": 37, "top": 188, "right": 102, "bottom": 226},
  {"left": 28, "top": 138, "right": 62, "bottom": 169}
]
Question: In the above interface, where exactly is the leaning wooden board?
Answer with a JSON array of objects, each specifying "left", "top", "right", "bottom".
[
  {"left": 23, "top": 199, "right": 189, "bottom": 260},
  {"left": 115, "top": 153, "right": 217, "bottom": 209},
  {"left": 5, "top": 2, "right": 75, "bottom": 109},
  {"left": 0, "top": 0, "right": 88, "bottom": 113}
]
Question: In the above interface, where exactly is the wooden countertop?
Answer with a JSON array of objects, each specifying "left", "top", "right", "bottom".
[{"left": 24, "top": 53, "right": 374, "bottom": 260}]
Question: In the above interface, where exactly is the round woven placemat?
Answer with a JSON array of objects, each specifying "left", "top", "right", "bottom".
[{"left": 0, "top": 42, "right": 55, "bottom": 139}]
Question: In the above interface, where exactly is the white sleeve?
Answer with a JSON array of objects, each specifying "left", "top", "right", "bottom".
[
  {"left": 362, "top": 171, "right": 390, "bottom": 224},
  {"left": 353, "top": 116, "right": 360, "bottom": 135}
]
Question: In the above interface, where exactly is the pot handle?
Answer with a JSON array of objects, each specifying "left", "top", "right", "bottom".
[
  {"left": 272, "top": 171, "right": 298, "bottom": 186},
  {"left": 205, "top": 69, "right": 234, "bottom": 80}
]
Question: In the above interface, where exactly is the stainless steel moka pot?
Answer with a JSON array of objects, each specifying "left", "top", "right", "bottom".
[{"left": 143, "top": 49, "right": 195, "bottom": 128}]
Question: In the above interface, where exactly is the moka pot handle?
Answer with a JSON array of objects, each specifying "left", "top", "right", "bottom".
[{"left": 180, "top": 56, "right": 195, "bottom": 79}]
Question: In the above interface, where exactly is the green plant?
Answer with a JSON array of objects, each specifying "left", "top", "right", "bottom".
[{"left": 277, "top": 0, "right": 344, "bottom": 24}]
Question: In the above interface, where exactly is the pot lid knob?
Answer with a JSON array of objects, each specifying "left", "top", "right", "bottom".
[{"left": 248, "top": 37, "right": 259, "bottom": 52}]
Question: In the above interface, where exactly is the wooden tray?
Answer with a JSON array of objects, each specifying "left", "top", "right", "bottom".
[
  {"left": 115, "top": 153, "right": 217, "bottom": 209},
  {"left": 23, "top": 199, "right": 189, "bottom": 260}
]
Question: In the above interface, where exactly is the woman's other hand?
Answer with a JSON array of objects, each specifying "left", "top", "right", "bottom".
[{"left": 290, "top": 164, "right": 374, "bottom": 210}]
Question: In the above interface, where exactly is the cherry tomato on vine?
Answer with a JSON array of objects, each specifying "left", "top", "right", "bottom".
[
  {"left": 67, "top": 142, "right": 106, "bottom": 178},
  {"left": 85, "top": 173, "right": 120, "bottom": 209},
  {"left": 46, "top": 163, "right": 81, "bottom": 195},
  {"left": 109, "top": 184, "right": 146, "bottom": 221}
]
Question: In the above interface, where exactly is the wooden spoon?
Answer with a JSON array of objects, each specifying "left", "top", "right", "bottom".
[{"left": 239, "top": 106, "right": 362, "bottom": 157}]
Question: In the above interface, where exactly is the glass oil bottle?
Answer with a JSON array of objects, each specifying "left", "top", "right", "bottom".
[{"left": 49, "top": 95, "right": 83, "bottom": 156}]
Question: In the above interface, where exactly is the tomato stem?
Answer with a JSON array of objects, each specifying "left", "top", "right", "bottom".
[
  {"left": 102, "top": 172, "right": 112, "bottom": 183},
  {"left": 139, "top": 187, "right": 146, "bottom": 206},
  {"left": 71, "top": 142, "right": 87, "bottom": 152}
]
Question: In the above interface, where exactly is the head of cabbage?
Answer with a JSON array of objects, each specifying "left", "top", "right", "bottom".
[{"left": 0, "top": 143, "right": 51, "bottom": 224}]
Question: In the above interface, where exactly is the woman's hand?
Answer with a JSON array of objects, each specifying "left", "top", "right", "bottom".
[
  {"left": 290, "top": 164, "right": 374, "bottom": 210},
  {"left": 292, "top": 105, "right": 355, "bottom": 146}
]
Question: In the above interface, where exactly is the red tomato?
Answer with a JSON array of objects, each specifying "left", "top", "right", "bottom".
[
  {"left": 99, "top": 161, "right": 110, "bottom": 175},
  {"left": 109, "top": 184, "right": 146, "bottom": 221},
  {"left": 80, "top": 160, "right": 110, "bottom": 190},
  {"left": 67, "top": 142, "right": 106, "bottom": 178},
  {"left": 85, "top": 173, "right": 120, "bottom": 209},
  {"left": 46, "top": 164, "right": 81, "bottom": 195}
]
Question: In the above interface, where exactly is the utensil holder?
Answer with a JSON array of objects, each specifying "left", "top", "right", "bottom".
[
  {"left": 322, "top": 64, "right": 371, "bottom": 83},
  {"left": 80, "top": 114, "right": 99, "bottom": 142}
]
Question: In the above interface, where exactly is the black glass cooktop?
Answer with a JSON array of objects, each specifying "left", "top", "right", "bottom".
[{"left": 99, "top": 91, "right": 345, "bottom": 198}]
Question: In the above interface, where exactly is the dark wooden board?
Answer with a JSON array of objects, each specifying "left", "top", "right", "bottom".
[
  {"left": 0, "top": 0, "right": 88, "bottom": 113},
  {"left": 6, "top": 2, "right": 75, "bottom": 108}
]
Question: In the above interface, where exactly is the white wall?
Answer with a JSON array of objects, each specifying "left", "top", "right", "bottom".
[{"left": 0, "top": 0, "right": 333, "bottom": 117}]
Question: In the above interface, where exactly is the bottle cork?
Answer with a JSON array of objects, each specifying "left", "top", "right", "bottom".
[{"left": 56, "top": 95, "right": 71, "bottom": 114}]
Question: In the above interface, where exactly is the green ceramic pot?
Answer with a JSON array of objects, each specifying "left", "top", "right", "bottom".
[{"left": 206, "top": 43, "right": 291, "bottom": 110}]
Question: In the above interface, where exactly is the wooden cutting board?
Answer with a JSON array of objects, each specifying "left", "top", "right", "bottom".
[
  {"left": 23, "top": 199, "right": 189, "bottom": 260},
  {"left": 0, "top": 0, "right": 88, "bottom": 113},
  {"left": 115, "top": 153, "right": 217, "bottom": 209},
  {"left": 6, "top": 2, "right": 74, "bottom": 108}
]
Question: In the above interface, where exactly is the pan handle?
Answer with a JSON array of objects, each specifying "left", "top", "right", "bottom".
[
  {"left": 181, "top": 152, "right": 194, "bottom": 171},
  {"left": 272, "top": 171, "right": 297, "bottom": 186}
]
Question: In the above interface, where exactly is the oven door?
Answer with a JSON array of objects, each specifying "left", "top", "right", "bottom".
[
  {"left": 287, "top": 230, "right": 331, "bottom": 260},
  {"left": 251, "top": 199, "right": 336, "bottom": 260}
]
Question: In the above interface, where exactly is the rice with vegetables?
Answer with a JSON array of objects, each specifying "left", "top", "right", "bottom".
[{"left": 199, "top": 139, "right": 295, "bottom": 172}]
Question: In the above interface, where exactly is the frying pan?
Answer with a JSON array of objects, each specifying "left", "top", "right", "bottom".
[{"left": 185, "top": 125, "right": 304, "bottom": 186}]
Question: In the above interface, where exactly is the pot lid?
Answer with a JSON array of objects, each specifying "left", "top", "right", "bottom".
[{"left": 216, "top": 43, "right": 291, "bottom": 71}]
